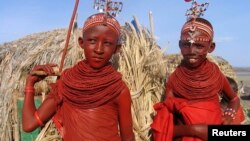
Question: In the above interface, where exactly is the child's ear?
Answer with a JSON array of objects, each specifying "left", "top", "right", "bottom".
[
  {"left": 208, "top": 42, "right": 216, "bottom": 53},
  {"left": 178, "top": 40, "right": 182, "bottom": 49},
  {"left": 114, "top": 44, "right": 122, "bottom": 54},
  {"left": 78, "top": 37, "right": 84, "bottom": 49}
]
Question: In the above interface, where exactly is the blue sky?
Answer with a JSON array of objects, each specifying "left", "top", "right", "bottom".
[{"left": 1, "top": 0, "right": 250, "bottom": 67}]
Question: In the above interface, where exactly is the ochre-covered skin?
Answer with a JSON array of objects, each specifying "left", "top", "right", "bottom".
[
  {"left": 151, "top": 18, "right": 244, "bottom": 141},
  {"left": 22, "top": 13, "right": 135, "bottom": 141}
]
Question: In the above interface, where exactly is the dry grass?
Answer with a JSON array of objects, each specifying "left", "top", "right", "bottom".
[{"left": 117, "top": 17, "right": 168, "bottom": 140}]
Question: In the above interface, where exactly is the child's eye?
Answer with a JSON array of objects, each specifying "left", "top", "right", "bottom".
[
  {"left": 181, "top": 43, "right": 190, "bottom": 48},
  {"left": 104, "top": 41, "right": 113, "bottom": 46},
  {"left": 88, "top": 39, "right": 96, "bottom": 44},
  {"left": 195, "top": 44, "right": 204, "bottom": 49}
]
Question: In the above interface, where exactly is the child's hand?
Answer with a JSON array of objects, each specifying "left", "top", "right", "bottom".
[
  {"left": 193, "top": 124, "right": 208, "bottom": 141},
  {"left": 222, "top": 107, "right": 236, "bottom": 125},
  {"left": 222, "top": 114, "right": 234, "bottom": 125},
  {"left": 26, "top": 64, "right": 58, "bottom": 85}
]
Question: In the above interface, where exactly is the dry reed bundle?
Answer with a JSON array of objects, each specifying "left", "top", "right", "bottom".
[
  {"left": 35, "top": 120, "right": 62, "bottom": 141},
  {"left": 117, "top": 17, "right": 168, "bottom": 140}
]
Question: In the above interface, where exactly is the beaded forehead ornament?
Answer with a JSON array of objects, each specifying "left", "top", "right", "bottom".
[
  {"left": 82, "top": 0, "right": 123, "bottom": 35},
  {"left": 181, "top": 0, "right": 212, "bottom": 43}
]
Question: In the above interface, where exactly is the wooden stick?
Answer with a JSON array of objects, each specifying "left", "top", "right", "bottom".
[
  {"left": 59, "top": 0, "right": 79, "bottom": 72},
  {"left": 13, "top": 90, "right": 20, "bottom": 141},
  {"left": 30, "top": 71, "right": 61, "bottom": 76}
]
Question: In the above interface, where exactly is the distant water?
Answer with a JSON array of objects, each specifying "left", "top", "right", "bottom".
[{"left": 236, "top": 73, "right": 250, "bottom": 77}]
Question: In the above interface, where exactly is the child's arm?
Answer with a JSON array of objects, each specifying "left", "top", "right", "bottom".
[
  {"left": 117, "top": 87, "right": 135, "bottom": 141},
  {"left": 22, "top": 64, "right": 58, "bottom": 132},
  {"left": 22, "top": 93, "right": 56, "bottom": 132},
  {"left": 165, "top": 79, "right": 175, "bottom": 98},
  {"left": 221, "top": 77, "right": 240, "bottom": 124},
  {"left": 165, "top": 82, "right": 208, "bottom": 140},
  {"left": 174, "top": 124, "right": 208, "bottom": 141}
]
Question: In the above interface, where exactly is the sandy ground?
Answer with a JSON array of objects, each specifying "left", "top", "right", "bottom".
[
  {"left": 240, "top": 86, "right": 250, "bottom": 103},
  {"left": 240, "top": 86, "right": 250, "bottom": 124},
  {"left": 240, "top": 86, "right": 250, "bottom": 100}
]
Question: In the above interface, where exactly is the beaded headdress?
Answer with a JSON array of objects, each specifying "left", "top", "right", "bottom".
[
  {"left": 82, "top": 0, "right": 123, "bottom": 35},
  {"left": 181, "top": 0, "right": 212, "bottom": 43}
]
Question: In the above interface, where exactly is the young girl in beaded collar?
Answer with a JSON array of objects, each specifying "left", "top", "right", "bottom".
[
  {"left": 22, "top": 8, "right": 135, "bottom": 141},
  {"left": 151, "top": 1, "right": 244, "bottom": 141}
]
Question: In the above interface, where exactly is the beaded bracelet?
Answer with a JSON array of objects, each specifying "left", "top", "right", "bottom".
[
  {"left": 24, "top": 86, "right": 35, "bottom": 94},
  {"left": 34, "top": 111, "right": 44, "bottom": 126},
  {"left": 223, "top": 108, "right": 236, "bottom": 120}
]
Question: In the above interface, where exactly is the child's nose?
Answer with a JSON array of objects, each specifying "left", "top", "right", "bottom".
[
  {"left": 94, "top": 42, "right": 104, "bottom": 54},
  {"left": 189, "top": 45, "right": 196, "bottom": 54}
]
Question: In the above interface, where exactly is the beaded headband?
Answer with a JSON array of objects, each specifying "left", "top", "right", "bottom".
[
  {"left": 181, "top": 0, "right": 212, "bottom": 43},
  {"left": 82, "top": 0, "right": 123, "bottom": 35}
]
